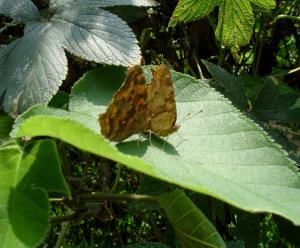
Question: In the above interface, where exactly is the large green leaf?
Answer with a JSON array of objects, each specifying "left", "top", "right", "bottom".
[
  {"left": 158, "top": 190, "right": 226, "bottom": 248},
  {"left": 11, "top": 66, "right": 300, "bottom": 226},
  {"left": 0, "top": 0, "right": 157, "bottom": 113},
  {"left": 0, "top": 140, "right": 69, "bottom": 248},
  {"left": 169, "top": 0, "right": 275, "bottom": 48}
]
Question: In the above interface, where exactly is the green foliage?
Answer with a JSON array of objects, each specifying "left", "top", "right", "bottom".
[
  {"left": 0, "top": 140, "right": 69, "bottom": 248},
  {"left": 0, "top": 0, "right": 156, "bottom": 113},
  {"left": 228, "top": 209, "right": 261, "bottom": 247},
  {"left": 158, "top": 190, "right": 226, "bottom": 247},
  {"left": 48, "top": 91, "right": 69, "bottom": 109},
  {"left": 169, "top": 0, "right": 275, "bottom": 48},
  {"left": 252, "top": 77, "right": 300, "bottom": 123},
  {"left": 0, "top": 0, "right": 299, "bottom": 247},
  {"left": 276, "top": 35, "right": 299, "bottom": 67},
  {"left": 275, "top": 216, "right": 300, "bottom": 247},
  {"left": 203, "top": 61, "right": 300, "bottom": 124},
  {"left": 0, "top": 112, "right": 13, "bottom": 139},
  {"left": 10, "top": 66, "right": 300, "bottom": 226}
]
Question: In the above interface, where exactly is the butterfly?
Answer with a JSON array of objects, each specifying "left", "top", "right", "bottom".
[{"left": 99, "top": 64, "right": 178, "bottom": 142}]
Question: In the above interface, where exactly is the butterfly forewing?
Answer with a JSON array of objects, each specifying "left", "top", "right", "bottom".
[{"left": 99, "top": 65, "right": 148, "bottom": 141}]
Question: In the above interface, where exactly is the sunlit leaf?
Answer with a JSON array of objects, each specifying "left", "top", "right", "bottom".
[
  {"left": 169, "top": 0, "right": 275, "bottom": 48},
  {"left": 11, "top": 66, "right": 300, "bottom": 226}
]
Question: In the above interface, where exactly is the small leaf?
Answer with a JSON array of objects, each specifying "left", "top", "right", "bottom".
[
  {"left": 216, "top": 0, "right": 254, "bottom": 48},
  {"left": 169, "top": 0, "right": 275, "bottom": 48},
  {"left": 169, "top": 0, "right": 217, "bottom": 27},
  {"left": 0, "top": 140, "right": 69, "bottom": 248},
  {"left": 158, "top": 190, "right": 226, "bottom": 248}
]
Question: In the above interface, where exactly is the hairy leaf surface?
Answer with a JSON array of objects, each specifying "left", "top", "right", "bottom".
[
  {"left": 11, "top": 66, "right": 300, "bottom": 226},
  {"left": 0, "top": 24, "right": 67, "bottom": 113}
]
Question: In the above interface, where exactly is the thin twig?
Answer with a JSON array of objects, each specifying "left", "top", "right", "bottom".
[
  {"left": 0, "top": 22, "right": 18, "bottom": 33},
  {"left": 149, "top": 213, "right": 165, "bottom": 243},
  {"left": 274, "top": 14, "right": 300, "bottom": 23},
  {"left": 51, "top": 212, "right": 78, "bottom": 223},
  {"left": 217, "top": 46, "right": 226, "bottom": 66},
  {"left": 192, "top": 51, "right": 204, "bottom": 79},
  {"left": 79, "top": 192, "right": 157, "bottom": 203},
  {"left": 109, "top": 163, "right": 123, "bottom": 193},
  {"left": 54, "top": 221, "right": 70, "bottom": 248}
]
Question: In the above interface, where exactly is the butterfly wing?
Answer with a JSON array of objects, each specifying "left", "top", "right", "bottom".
[
  {"left": 99, "top": 65, "right": 149, "bottom": 142},
  {"left": 147, "top": 64, "right": 178, "bottom": 136}
]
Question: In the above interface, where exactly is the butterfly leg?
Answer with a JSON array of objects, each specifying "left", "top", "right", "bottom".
[{"left": 148, "top": 131, "right": 153, "bottom": 147}]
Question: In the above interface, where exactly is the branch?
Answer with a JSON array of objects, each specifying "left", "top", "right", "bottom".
[
  {"left": 79, "top": 192, "right": 157, "bottom": 203},
  {"left": 274, "top": 14, "right": 300, "bottom": 24}
]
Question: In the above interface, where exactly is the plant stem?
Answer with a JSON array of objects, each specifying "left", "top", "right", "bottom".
[
  {"left": 254, "top": 22, "right": 267, "bottom": 74},
  {"left": 192, "top": 50, "right": 204, "bottom": 79},
  {"left": 51, "top": 212, "right": 78, "bottom": 223},
  {"left": 54, "top": 221, "right": 70, "bottom": 248},
  {"left": 149, "top": 213, "right": 165, "bottom": 243},
  {"left": 217, "top": 46, "right": 225, "bottom": 66},
  {"left": 274, "top": 14, "right": 300, "bottom": 23},
  {"left": 109, "top": 163, "right": 123, "bottom": 193},
  {"left": 0, "top": 22, "right": 18, "bottom": 33},
  {"left": 49, "top": 198, "right": 64, "bottom": 202},
  {"left": 79, "top": 192, "right": 157, "bottom": 203},
  {"left": 58, "top": 141, "right": 71, "bottom": 176}
]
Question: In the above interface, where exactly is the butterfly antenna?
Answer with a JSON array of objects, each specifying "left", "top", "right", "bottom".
[{"left": 177, "top": 109, "right": 203, "bottom": 126}]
